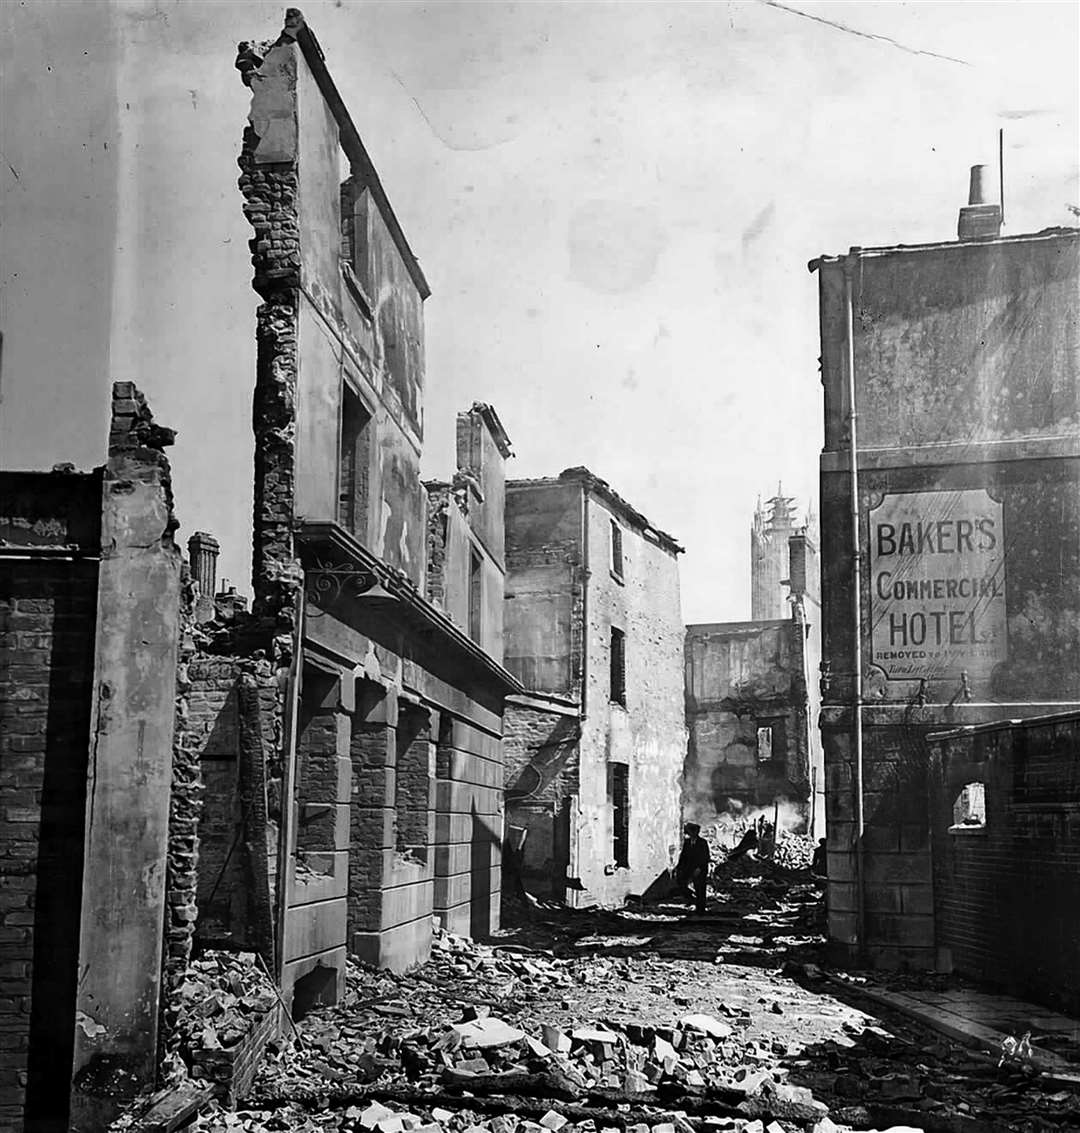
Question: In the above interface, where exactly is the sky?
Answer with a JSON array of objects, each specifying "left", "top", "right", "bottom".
[{"left": 1, "top": 1, "right": 1077, "bottom": 622}]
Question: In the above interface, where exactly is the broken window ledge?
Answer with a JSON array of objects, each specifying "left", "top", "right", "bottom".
[{"left": 948, "top": 823, "right": 988, "bottom": 836}]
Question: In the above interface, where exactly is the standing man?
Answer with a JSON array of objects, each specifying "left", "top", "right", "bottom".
[{"left": 674, "top": 823, "right": 710, "bottom": 914}]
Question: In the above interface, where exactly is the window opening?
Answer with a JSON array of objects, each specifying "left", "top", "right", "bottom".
[
  {"left": 394, "top": 708, "right": 431, "bottom": 864},
  {"left": 756, "top": 725, "right": 773, "bottom": 762},
  {"left": 609, "top": 626, "right": 626, "bottom": 706},
  {"left": 338, "top": 384, "right": 371, "bottom": 537},
  {"left": 611, "top": 764, "right": 630, "bottom": 868},
  {"left": 952, "top": 781, "right": 986, "bottom": 829},
  {"left": 610, "top": 519, "right": 624, "bottom": 579},
  {"left": 468, "top": 548, "right": 483, "bottom": 644}
]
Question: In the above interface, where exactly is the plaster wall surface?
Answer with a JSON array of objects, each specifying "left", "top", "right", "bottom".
[
  {"left": 504, "top": 480, "right": 583, "bottom": 696},
  {"left": 71, "top": 446, "right": 181, "bottom": 1122},
  {"left": 576, "top": 493, "right": 685, "bottom": 905},
  {"left": 815, "top": 229, "right": 1080, "bottom": 970}
]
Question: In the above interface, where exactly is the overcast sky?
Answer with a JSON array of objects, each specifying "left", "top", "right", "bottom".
[{"left": 2, "top": 1, "right": 1077, "bottom": 622}]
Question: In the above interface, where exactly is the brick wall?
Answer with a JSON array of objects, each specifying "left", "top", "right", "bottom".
[
  {"left": 0, "top": 551, "right": 98, "bottom": 1131},
  {"left": 929, "top": 713, "right": 1080, "bottom": 1013}
]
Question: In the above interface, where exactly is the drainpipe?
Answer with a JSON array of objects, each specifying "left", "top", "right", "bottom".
[
  {"left": 580, "top": 485, "right": 589, "bottom": 722},
  {"left": 274, "top": 588, "right": 305, "bottom": 993},
  {"left": 844, "top": 252, "right": 867, "bottom": 960}
]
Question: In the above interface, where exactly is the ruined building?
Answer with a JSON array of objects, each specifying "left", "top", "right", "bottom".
[
  {"left": 684, "top": 496, "right": 823, "bottom": 838},
  {"left": 812, "top": 169, "right": 1079, "bottom": 988},
  {"left": 502, "top": 470, "right": 686, "bottom": 907},
  {"left": 202, "top": 10, "right": 521, "bottom": 993},
  {"left": 0, "top": 10, "right": 524, "bottom": 1127}
]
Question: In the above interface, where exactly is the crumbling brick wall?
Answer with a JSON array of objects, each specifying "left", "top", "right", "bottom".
[{"left": 929, "top": 713, "right": 1080, "bottom": 1013}]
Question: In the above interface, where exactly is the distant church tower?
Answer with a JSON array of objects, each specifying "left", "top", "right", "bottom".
[{"left": 751, "top": 485, "right": 802, "bottom": 620}]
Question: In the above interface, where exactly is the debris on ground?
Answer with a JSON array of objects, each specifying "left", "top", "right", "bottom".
[{"left": 109, "top": 864, "right": 1079, "bottom": 1133}]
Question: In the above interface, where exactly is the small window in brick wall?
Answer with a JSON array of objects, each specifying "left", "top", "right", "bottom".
[
  {"left": 756, "top": 725, "right": 773, "bottom": 762},
  {"left": 610, "top": 763, "right": 630, "bottom": 868},
  {"left": 951, "top": 781, "right": 987, "bottom": 830},
  {"left": 609, "top": 627, "right": 626, "bottom": 706},
  {"left": 610, "top": 519, "right": 624, "bottom": 580}
]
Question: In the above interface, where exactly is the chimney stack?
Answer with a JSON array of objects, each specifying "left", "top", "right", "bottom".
[
  {"left": 958, "top": 164, "right": 1002, "bottom": 241},
  {"left": 187, "top": 532, "right": 220, "bottom": 598}
]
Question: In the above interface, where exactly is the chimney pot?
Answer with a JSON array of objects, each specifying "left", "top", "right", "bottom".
[{"left": 968, "top": 164, "right": 992, "bottom": 205}]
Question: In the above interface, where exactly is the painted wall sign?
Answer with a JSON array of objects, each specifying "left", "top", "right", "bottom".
[{"left": 869, "top": 489, "right": 1006, "bottom": 680}]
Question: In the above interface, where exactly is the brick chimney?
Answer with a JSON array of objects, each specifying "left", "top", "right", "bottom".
[{"left": 958, "top": 164, "right": 1002, "bottom": 241}]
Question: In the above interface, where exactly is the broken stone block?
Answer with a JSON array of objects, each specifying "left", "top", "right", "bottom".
[
  {"left": 650, "top": 1124, "right": 676, "bottom": 1133},
  {"left": 623, "top": 1069, "right": 648, "bottom": 1093},
  {"left": 526, "top": 1035, "right": 552, "bottom": 1059},
  {"left": 539, "top": 1111, "right": 568, "bottom": 1131},
  {"left": 679, "top": 1013, "right": 732, "bottom": 1039},
  {"left": 431, "top": 1110, "right": 454, "bottom": 1124},
  {"left": 452, "top": 1017, "right": 527, "bottom": 1048},
  {"left": 809, "top": 1120, "right": 841, "bottom": 1133},
  {"left": 542, "top": 1025, "right": 572, "bottom": 1054},
  {"left": 454, "top": 1057, "right": 492, "bottom": 1074},
  {"left": 572, "top": 1026, "right": 619, "bottom": 1045},
  {"left": 360, "top": 1103, "right": 395, "bottom": 1130},
  {"left": 375, "top": 1116, "right": 405, "bottom": 1133}
]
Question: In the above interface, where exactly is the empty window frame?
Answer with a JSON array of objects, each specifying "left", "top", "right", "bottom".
[
  {"left": 756, "top": 725, "right": 774, "bottom": 762},
  {"left": 611, "top": 763, "right": 630, "bottom": 868},
  {"left": 338, "top": 384, "right": 371, "bottom": 537},
  {"left": 951, "top": 781, "right": 987, "bottom": 829},
  {"left": 610, "top": 519, "right": 624, "bottom": 580},
  {"left": 468, "top": 548, "right": 483, "bottom": 644},
  {"left": 609, "top": 626, "right": 627, "bottom": 706}
]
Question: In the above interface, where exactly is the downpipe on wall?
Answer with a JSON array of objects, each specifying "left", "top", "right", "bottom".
[
  {"left": 274, "top": 586, "right": 305, "bottom": 996},
  {"left": 844, "top": 252, "right": 867, "bottom": 960}
]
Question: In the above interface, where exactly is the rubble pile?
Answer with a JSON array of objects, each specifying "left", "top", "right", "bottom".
[{"left": 176, "top": 950, "right": 279, "bottom": 1061}]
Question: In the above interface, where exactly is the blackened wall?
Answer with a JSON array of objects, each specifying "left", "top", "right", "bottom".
[
  {"left": 929, "top": 713, "right": 1080, "bottom": 1013},
  {"left": 0, "top": 545, "right": 98, "bottom": 1131}
]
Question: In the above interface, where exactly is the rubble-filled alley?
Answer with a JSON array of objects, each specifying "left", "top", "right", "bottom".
[{"left": 119, "top": 847, "right": 1080, "bottom": 1133}]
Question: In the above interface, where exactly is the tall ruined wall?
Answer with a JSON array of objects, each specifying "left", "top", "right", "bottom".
[
  {"left": 576, "top": 493, "right": 685, "bottom": 907},
  {"left": 815, "top": 229, "right": 1080, "bottom": 970},
  {"left": 0, "top": 474, "right": 101, "bottom": 1131},
  {"left": 684, "top": 620, "right": 811, "bottom": 829}
]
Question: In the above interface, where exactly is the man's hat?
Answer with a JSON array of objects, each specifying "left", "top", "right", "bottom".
[{"left": 685, "top": 823, "right": 701, "bottom": 835}]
